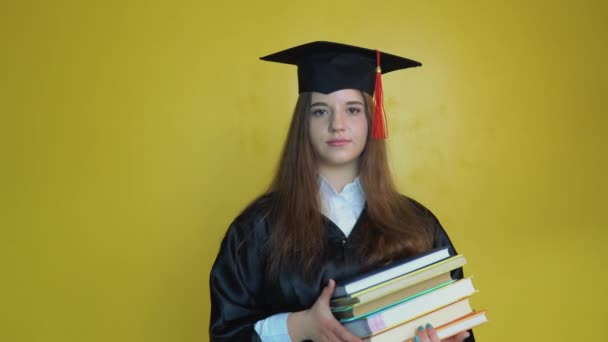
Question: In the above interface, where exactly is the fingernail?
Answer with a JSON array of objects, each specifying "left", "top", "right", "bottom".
[
  {"left": 426, "top": 323, "right": 433, "bottom": 329},
  {"left": 414, "top": 336, "right": 420, "bottom": 342},
  {"left": 417, "top": 325, "right": 424, "bottom": 331}
]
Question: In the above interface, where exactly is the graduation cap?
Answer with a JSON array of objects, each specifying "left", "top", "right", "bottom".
[{"left": 260, "top": 41, "right": 422, "bottom": 139}]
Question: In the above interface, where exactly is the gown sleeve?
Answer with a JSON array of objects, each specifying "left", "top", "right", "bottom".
[
  {"left": 412, "top": 199, "right": 477, "bottom": 342},
  {"left": 429, "top": 212, "right": 463, "bottom": 281},
  {"left": 209, "top": 209, "right": 269, "bottom": 342}
]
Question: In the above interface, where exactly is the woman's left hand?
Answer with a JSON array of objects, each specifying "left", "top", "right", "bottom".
[{"left": 414, "top": 324, "right": 470, "bottom": 342}]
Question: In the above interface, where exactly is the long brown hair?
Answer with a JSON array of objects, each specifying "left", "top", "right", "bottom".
[{"left": 264, "top": 92, "right": 433, "bottom": 278}]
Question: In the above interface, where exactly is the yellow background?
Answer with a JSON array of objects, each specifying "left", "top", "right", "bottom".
[{"left": 2, "top": 0, "right": 607, "bottom": 341}]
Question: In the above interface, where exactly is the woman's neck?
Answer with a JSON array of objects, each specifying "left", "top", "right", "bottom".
[{"left": 318, "top": 164, "right": 359, "bottom": 193}]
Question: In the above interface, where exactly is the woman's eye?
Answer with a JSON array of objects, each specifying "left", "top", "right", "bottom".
[
  {"left": 347, "top": 107, "right": 362, "bottom": 114},
  {"left": 312, "top": 108, "right": 328, "bottom": 116}
]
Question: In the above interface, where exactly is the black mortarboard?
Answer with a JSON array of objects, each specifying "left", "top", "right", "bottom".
[
  {"left": 259, "top": 41, "right": 422, "bottom": 139},
  {"left": 260, "top": 41, "right": 421, "bottom": 95}
]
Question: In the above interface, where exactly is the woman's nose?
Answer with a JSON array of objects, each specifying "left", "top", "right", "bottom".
[{"left": 329, "top": 111, "right": 346, "bottom": 132}]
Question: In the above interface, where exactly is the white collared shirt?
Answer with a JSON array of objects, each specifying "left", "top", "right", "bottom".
[
  {"left": 254, "top": 177, "right": 366, "bottom": 341},
  {"left": 319, "top": 175, "right": 366, "bottom": 238}
]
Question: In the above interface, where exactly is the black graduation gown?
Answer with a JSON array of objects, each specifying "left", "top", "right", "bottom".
[{"left": 209, "top": 196, "right": 475, "bottom": 342}]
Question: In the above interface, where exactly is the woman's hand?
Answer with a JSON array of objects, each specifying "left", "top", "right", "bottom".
[
  {"left": 288, "top": 279, "right": 362, "bottom": 342},
  {"left": 414, "top": 323, "right": 470, "bottom": 342}
]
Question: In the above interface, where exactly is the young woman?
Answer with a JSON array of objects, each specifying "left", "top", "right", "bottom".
[{"left": 209, "top": 42, "right": 474, "bottom": 342}]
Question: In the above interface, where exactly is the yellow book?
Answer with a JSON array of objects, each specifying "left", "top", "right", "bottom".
[{"left": 402, "top": 311, "right": 488, "bottom": 342}]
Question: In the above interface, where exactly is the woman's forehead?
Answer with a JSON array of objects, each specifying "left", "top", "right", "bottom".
[{"left": 310, "top": 89, "right": 364, "bottom": 104}]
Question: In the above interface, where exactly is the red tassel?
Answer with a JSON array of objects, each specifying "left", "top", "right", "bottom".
[{"left": 372, "top": 49, "right": 388, "bottom": 140}]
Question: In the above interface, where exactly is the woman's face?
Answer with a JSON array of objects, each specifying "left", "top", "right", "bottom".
[{"left": 308, "top": 89, "right": 369, "bottom": 172}]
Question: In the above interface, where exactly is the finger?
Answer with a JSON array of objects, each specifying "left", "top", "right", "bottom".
[
  {"left": 319, "top": 279, "right": 336, "bottom": 303},
  {"left": 415, "top": 325, "right": 430, "bottom": 342},
  {"left": 332, "top": 323, "right": 362, "bottom": 342},
  {"left": 326, "top": 332, "right": 341, "bottom": 342},
  {"left": 440, "top": 330, "right": 470, "bottom": 342},
  {"left": 329, "top": 326, "right": 357, "bottom": 342},
  {"left": 321, "top": 331, "right": 340, "bottom": 342},
  {"left": 447, "top": 331, "right": 470, "bottom": 342},
  {"left": 424, "top": 324, "right": 440, "bottom": 342}
]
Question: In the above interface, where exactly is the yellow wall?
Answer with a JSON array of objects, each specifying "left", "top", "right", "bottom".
[{"left": 2, "top": 0, "right": 607, "bottom": 341}]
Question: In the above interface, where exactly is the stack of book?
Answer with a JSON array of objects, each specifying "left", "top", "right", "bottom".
[{"left": 331, "top": 247, "right": 487, "bottom": 341}]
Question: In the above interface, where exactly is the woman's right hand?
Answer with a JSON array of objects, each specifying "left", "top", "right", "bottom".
[{"left": 288, "top": 279, "right": 363, "bottom": 342}]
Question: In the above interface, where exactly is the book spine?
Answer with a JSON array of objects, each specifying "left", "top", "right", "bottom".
[
  {"left": 333, "top": 307, "right": 355, "bottom": 320},
  {"left": 344, "top": 248, "right": 450, "bottom": 295},
  {"left": 342, "top": 278, "right": 475, "bottom": 337},
  {"left": 332, "top": 247, "right": 450, "bottom": 298},
  {"left": 337, "top": 279, "right": 455, "bottom": 322},
  {"left": 332, "top": 286, "right": 346, "bottom": 298},
  {"left": 343, "top": 315, "right": 382, "bottom": 338}
]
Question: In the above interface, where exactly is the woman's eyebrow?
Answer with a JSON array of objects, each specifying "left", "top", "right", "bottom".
[{"left": 311, "top": 101, "right": 364, "bottom": 106}]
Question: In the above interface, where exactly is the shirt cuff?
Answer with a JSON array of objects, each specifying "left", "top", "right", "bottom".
[{"left": 254, "top": 312, "right": 291, "bottom": 342}]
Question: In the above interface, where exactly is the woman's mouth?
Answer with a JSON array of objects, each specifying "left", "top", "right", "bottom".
[{"left": 327, "top": 138, "right": 351, "bottom": 147}]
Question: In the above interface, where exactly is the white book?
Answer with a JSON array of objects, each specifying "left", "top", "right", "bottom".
[
  {"left": 332, "top": 247, "right": 451, "bottom": 298},
  {"left": 343, "top": 277, "right": 477, "bottom": 338}
]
